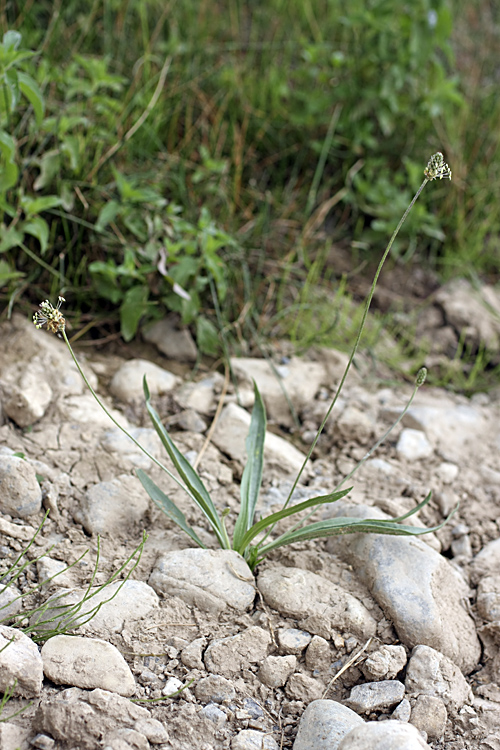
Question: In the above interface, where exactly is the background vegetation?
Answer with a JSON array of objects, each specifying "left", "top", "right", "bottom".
[{"left": 0, "top": 0, "right": 498, "bottom": 386}]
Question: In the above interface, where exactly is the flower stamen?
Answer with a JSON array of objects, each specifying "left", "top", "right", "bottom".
[
  {"left": 424, "top": 152, "right": 452, "bottom": 181},
  {"left": 33, "top": 296, "right": 66, "bottom": 334}
]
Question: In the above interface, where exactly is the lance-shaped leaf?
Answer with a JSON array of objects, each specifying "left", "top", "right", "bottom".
[{"left": 233, "top": 381, "right": 266, "bottom": 550}]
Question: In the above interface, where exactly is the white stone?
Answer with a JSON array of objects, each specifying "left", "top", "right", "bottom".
[
  {"left": 293, "top": 700, "right": 364, "bottom": 750},
  {"left": 258, "top": 567, "right": 376, "bottom": 640},
  {"left": 0, "top": 625, "right": 43, "bottom": 697},
  {"left": 230, "top": 357, "right": 327, "bottom": 428},
  {"left": 396, "top": 428, "right": 433, "bottom": 461},
  {"left": 76, "top": 474, "right": 149, "bottom": 535},
  {"left": 42, "top": 635, "right": 136, "bottom": 696},
  {"left": 0, "top": 455, "right": 42, "bottom": 517},
  {"left": 32, "top": 580, "right": 159, "bottom": 638},
  {"left": 149, "top": 549, "right": 255, "bottom": 614},
  {"left": 211, "top": 402, "right": 309, "bottom": 476},
  {"left": 204, "top": 627, "right": 271, "bottom": 678},
  {"left": 110, "top": 358, "right": 179, "bottom": 403},
  {"left": 337, "top": 720, "right": 431, "bottom": 749}
]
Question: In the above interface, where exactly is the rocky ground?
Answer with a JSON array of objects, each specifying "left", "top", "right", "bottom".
[{"left": 1, "top": 279, "right": 500, "bottom": 750}]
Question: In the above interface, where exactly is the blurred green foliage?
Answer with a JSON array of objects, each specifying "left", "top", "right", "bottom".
[{"left": 0, "top": 0, "right": 497, "bottom": 360}]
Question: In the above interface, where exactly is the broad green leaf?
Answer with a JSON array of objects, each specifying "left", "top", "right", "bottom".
[
  {"left": 0, "top": 130, "right": 16, "bottom": 162},
  {"left": 2, "top": 30, "right": 22, "bottom": 51},
  {"left": 143, "top": 376, "right": 229, "bottom": 548},
  {"left": 233, "top": 382, "right": 266, "bottom": 550},
  {"left": 0, "top": 226, "right": 23, "bottom": 253},
  {"left": 21, "top": 194, "right": 62, "bottom": 217},
  {"left": 95, "top": 200, "right": 120, "bottom": 232},
  {"left": 196, "top": 316, "right": 219, "bottom": 356},
  {"left": 33, "top": 150, "right": 60, "bottom": 191},
  {"left": 0, "top": 258, "right": 23, "bottom": 284},
  {"left": 23, "top": 217, "right": 49, "bottom": 254},
  {"left": 0, "top": 159, "right": 18, "bottom": 192},
  {"left": 136, "top": 469, "right": 205, "bottom": 548},
  {"left": 120, "top": 285, "right": 149, "bottom": 342},
  {"left": 18, "top": 72, "right": 44, "bottom": 124}
]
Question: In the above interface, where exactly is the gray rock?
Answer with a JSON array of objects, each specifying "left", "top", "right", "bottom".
[
  {"left": 258, "top": 655, "right": 297, "bottom": 687},
  {"left": 2, "top": 368, "right": 52, "bottom": 427},
  {"left": 361, "top": 645, "right": 407, "bottom": 680},
  {"left": 41, "top": 635, "right": 136, "bottom": 696},
  {"left": 305, "top": 636, "right": 332, "bottom": 673},
  {"left": 32, "top": 580, "right": 158, "bottom": 638},
  {"left": 277, "top": 628, "right": 312, "bottom": 655},
  {"left": 76, "top": 475, "right": 149, "bottom": 535},
  {"left": 211, "top": 402, "right": 309, "bottom": 476},
  {"left": 204, "top": 626, "right": 271, "bottom": 678},
  {"left": 0, "top": 722, "right": 31, "bottom": 750},
  {"left": 0, "top": 455, "right": 42, "bottom": 517},
  {"left": 392, "top": 698, "right": 411, "bottom": 722},
  {"left": 0, "top": 583, "right": 22, "bottom": 622},
  {"left": 471, "top": 538, "right": 500, "bottom": 582},
  {"left": 346, "top": 680, "right": 405, "bottom": 713},
  {"left": 337, "top": 720, "right": 431, "bottom": 749},
  {"left": 194, "top": 675, "right": 236, "bottom": 703},
  {"left": 257, "top": 567, "right": 376, "bottom": 640},
  {"left": 405, "top": 645, "right": 473, "bottom": 712},
  {"left": 477, "top": 575, "right": 500, "bottom": 621},
  {"left": 230, "top": 357, "right": 327, "bottom": 428},
  {"left": 403, "top": 394, "right": 487, "bottom": 462},
  {"left": 336, "top": 405, "right": 375, "bottom": 445},
  {"left": 202, "top": 703, "right": 227, "bottom": 725},
  {"left": 435, "top": 279, "right": 500, "bottom": 351},
  {"left": 292, "top": 700, "right": 364, "bottom": 750},
  {"left": 170, "top": 409, "right": 207, "bottom": 433},
  {"left": 0, "top": 625, "right": 43, "bottom": 697},
  {"left": 285, "top": 673, "right": 324, "bottom": 702},
  {"left": 231, "top": 729, "right": 278, "bottom": 750},
  {"left": 35, "top": 687, "right": 157, "bottom": 750},
  {"left": 149, "top": 549, "right": 255, "bottom": 614},
  {"left": 396, "top": 429, "right": 433, "bottom": 461},
  {"left": 410, "top": 695, "right": 447, "bottom": 739},
  {"left": 100, "top": 427, "right": 163, "bottom": 470},
  {"left": 180, "top": 637, "right": 206, "bottom": 669},
  {"left": 109, "top": 358, "right": 179, "bottom": 403},
  {"left": 326, "top": 503, "right": 481, "bottom": 673},
  {"left": 133, "top": 718, "right": 169, "bottom": 744},
  {"left": 144, "top": 315, "right": 197, "bottom": 362},
  {"left": 176, "top": 374, "right": 224, "bottom": 415}
]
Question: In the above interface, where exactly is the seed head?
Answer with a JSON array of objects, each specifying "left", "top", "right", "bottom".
[
  {"left": 424, "top": 152, "right": 452, "bottom": 181},
  {"left": 415, "top": 367, "right": 427, "bottom": 386},
  {"left": 33, "top": 296, "right": 66, "bottom": 335}
]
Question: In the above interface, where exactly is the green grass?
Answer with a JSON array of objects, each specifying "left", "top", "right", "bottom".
[{"left": 0, "top": 0, "right": 499, "bottom": 390}]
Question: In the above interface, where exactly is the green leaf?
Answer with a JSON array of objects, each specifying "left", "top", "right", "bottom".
[
  {"left": 23, "top": 217, "right": 49, "bottom": 254},
  {"left": 33, "top": 150, "right": 61, "bottom": 191},
  {"left": 21, "top": 194, "right": 62, "bottom": 217},
  {"left": 238, "top": 488, "right": 353, "bottom": 552},
  {"left": 18, "top": 72, "right": 44, "bottom": 124},
  {"left": 0, "top": 258, "right": 23, "bottom": 284},
  {"left": 195, "top": 316, "right": 219, "bottom": 356},
  {"left": 0, "top": 226, "right": 23, "bottom": 253},
  {"left": 120, "top": 285, "right": 149, "bottom": 342},
  {"left": 2, "top": 31, "right": 22, "bottom": 51},
  {"left": 258, "top": 501, "right": 459, "bottom": 558},
  {"left": 143, "top": 376, "right": 229, "bottom": 548},
  {"left": 233, "top": 382, "right": 267, "bottom": 550},
  {"left": 135, "top": 469, "right": 206, "bottom": 548},
  {"left": 95, "top": 200, "right": 120, "bottom": 232},
  {"left": 0, "top": 130, "right": 18, "bottom": 192}
]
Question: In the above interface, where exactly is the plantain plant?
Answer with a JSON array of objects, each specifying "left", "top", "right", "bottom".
[{"left": 33, "top": 153, "right": 456, "bottom": 571}]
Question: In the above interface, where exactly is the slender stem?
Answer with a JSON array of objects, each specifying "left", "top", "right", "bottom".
[
  {"left": 282, "top": 178, "right": 429, "bottom": 512},
  {"left": 61, "top": 330, "right": 190, "bottom": 493}
]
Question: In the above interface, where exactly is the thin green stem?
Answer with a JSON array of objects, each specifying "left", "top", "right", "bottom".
[
  {"left": 281, "top": 178, "right": 429, "bottom": 512},
  {"left": 61, "top": 330, "right": 190, "bottom": 495}
]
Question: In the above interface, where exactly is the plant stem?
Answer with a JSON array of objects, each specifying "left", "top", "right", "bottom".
[
  {"left": 281, "top": 177, "right": 430, "bottom": 512},
  {"left": 61, "top": 330, "right": 190, "bottom": 493}
]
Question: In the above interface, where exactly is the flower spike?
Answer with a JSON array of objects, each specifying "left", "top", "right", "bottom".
[
  {"left": 33, "top": 296, "right": 66, "bottom": 335},
  {"left": 424, "top": 152, "right": 452, "bottom": 181}
]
